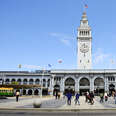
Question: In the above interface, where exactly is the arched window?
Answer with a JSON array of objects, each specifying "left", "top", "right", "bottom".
[
  {"left": 43, "top": 79, "right": 46, "bottom": 87},
  {"left": 80, "top": 78, "right": 90, "bottom": 86},
  {"left": 35, "top": 79, "right": 40, "bottom": 85},
  {"left": 23, "top": 79, "right": 27, "bottom": 85},
  {"left": 29, "top": 79, "right": 34, "bottom": 85},
  {"left": 65, "top": 78, "right": 75, "bottom": 86},
  {"left": 17, "top": 79, "right": 22, "bottom": 85},
  {"left": 94, "top": 77, "right": 104, "bottom": 86}
]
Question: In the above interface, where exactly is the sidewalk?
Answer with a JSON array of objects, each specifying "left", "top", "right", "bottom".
[
  {"left": 0, "top": 96, "right": 53, "bottom": 109},
  {"left": 60, "top": 96, "right": 105, "bottom": 109},
  {"left": 0, "top": 96, "right": 116, "bottom": 110}
]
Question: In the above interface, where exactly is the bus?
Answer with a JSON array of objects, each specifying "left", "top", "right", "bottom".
[{"left": 0, "top": 88, "right": 14, "bottom": 96}]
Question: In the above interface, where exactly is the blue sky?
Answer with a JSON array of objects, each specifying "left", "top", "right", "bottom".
[{"left": 0, "top": 0, "right": 116, "bottom": 71}]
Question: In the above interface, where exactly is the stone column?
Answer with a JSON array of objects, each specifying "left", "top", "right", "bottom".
[
  {"left": 49, "top": 75, "right": 55, "bottom": 96},
  {"left": 105, "top": 76, "right": 109, "bottom": 92},
  {"left": 75, "top": 77, "right": 79, "bottom": 93},
  {"left": 77, "top": 78, "right": 80, "bottom": 92},
  {"left": 60, "top": 77, "right": 64, "bottom": 94},
  {"left": 27, "top": 78, "right": 29, "bottom": 85},
  {"left": 90, "top": 76, "right": 94, "bottom": 92}
]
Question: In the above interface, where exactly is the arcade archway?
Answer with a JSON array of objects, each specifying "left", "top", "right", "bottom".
[
  {"left": 23, "top": 89, "right": 26, "bottom": 95},
  {"left": 28, "top": 89, "right": 32, "bottom": 95},
  {"left": 34, "top": 89, "right": 39, "bottom": 95},
  {"left": 64, "top": 78, "right": 75, "bottom": 95},
  {"left": 79, "top": 78, "right": 90, "bottom": 95},
  {"left": 94, "top": 77, "right": 104, "bottom": 95},
  {"left": 53, "top": 85, "right": 60, "bottom": 96}
]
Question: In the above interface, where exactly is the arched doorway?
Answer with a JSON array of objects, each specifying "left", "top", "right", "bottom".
[
  {"left": 94, "top": 77, "right": 104, "bottom": 95},
  {"left": 109, "top": 84, "right": 115, "bottom": 95},
  {"left": 34, "top": 89, "right": 39, "bottom": 95},
  {"left": 28, "top": 89, "right": 32, "bottom": 95},
  {"left": 64, "top": 78, "right": 75, "bottom": 95},
  {"left": 53, "top": 85, "right": 60, "bottom": 96},
  {"left": 79, "top": 78, "right": 90, "bottom": 95},
  {"left": 23, "top": 89, "right": 26, "bottom": 95}
]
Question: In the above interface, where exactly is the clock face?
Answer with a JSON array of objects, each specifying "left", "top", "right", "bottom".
[{"left": 80, "top": 43, "right": 89, "bottom": 53}]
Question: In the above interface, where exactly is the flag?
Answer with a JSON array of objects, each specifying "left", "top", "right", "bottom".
[
  {"left": 18, "top": 64, "right": 22, "bottom": 68},
  {"left": 85, "top": 4, "right": 88, "bottom": 8},
  {"left": 48, "top": 64, "right": 52, "bottom": 67},
  {"left": 58, "top": 59, "right": 62, "bottom": 63}
]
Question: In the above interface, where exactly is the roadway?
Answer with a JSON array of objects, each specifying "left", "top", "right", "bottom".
[{"left": 0, "top": 110, "right": 116, "bottom": 116}]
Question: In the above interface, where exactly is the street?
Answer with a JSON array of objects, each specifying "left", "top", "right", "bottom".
[{"left": 0, "top": 110, "right": 116, "bottom": 116}]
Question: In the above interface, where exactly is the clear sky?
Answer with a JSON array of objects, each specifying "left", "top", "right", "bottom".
[{"left": 0, "top": 0, "right": 116, "bottom": 71}]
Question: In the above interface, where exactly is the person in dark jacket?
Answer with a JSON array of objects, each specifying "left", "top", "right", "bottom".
[
  {"left": 75, "top": 92, "right": 80, "bottom": 105},
  {"left": 89, "top": 91, "right": 94, "bottom": 105},
  {"left": 66, "top": 92, "right": 72, "bottom": 105}
]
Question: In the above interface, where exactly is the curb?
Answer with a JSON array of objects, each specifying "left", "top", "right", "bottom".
[{"left": 1, "top": 108, "right": 116, "bottom": 112}]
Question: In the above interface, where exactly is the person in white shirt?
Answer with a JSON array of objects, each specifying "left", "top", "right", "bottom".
[{"left": 16, "top": 91, "right": 20, "bottom": 102}]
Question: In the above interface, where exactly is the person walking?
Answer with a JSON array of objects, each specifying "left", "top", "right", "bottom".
[
  {"left": 85, "top": 91, "right": 89, "bottom": 103},
  {"left": 58, "top": 92, "right": 60, "bottom": 99},
  {"left": 16, "top": 91, "right": 20, "bottom": 102},
  {"left": 75, "top": 92, "right": 80, "bottom": 105},
  {"left": 89, "top": 91, "right": 94, "bottom": 105},
  {"left": 104, "top": 92, "right": 108, "bottom": 102},
  {"left": 66, "top": 92, "right": 72, "bottom": 105},
  {"left": 114, "top": 91, "right": 116, "bottom": 104},
  {"left": 100, "top": 93, "right": 104, "bottom": 103}
]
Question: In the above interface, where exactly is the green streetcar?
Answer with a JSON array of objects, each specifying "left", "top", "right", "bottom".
[{"left": 0, "top": 88, "right": 14, "bottom": 96}]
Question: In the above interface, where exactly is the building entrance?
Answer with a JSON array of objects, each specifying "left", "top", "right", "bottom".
[
  {"left": 94, "top": 78, "right": 104, "bottom": 95},
  {"left": 64, "top": 78, "right": 75, "bottom": 95},
  {"left": 79, "top": 78, "right": 90, "bottom": 95}
]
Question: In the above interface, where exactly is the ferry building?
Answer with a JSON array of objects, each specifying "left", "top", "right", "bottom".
[{"left": 0, "top": 12, "right": 116, "bottom": 95}]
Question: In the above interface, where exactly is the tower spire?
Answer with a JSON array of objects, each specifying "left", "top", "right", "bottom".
[{"left": 77, "top": 12, "right": 92, "bottom": 69}]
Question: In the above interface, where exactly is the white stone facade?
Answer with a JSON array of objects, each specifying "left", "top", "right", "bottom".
[{"left": 0, "top": 69, "right": 116, "bottom": 95}]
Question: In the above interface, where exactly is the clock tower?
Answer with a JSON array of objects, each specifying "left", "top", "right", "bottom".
[{"left": 77, "top": 12, "right": 92, "bottom": 69}]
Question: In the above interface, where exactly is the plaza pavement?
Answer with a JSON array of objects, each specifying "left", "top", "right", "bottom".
[{"left": 0, "top": 96, "right": 116, "bottom": 110}]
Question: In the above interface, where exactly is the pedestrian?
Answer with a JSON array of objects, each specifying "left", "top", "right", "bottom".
[
  {"left": 55, "top": 91, "right": 58, "bottom": 99},
  {"left": 75, "top": 92, "right": 80, "bottom": 105},
  {"left": 114, "top": 91, "right": 116, "bottom": 104},
  {"left": 89, "top": 91, "right": 94, "bottom": 105},
  {"left": 58, "top": 92, "right": 60, "bottom": 99},
  {"left": 104, "top": 92, "right": 108, "bottom": 102},
  {"left": 66, "top": 92, "right": 72, "bottom": 105},
  {"left": 16, "top": 91, "right": 20, "bottom": 102},
  {"left": 100, "top": 93, "right": 104, "bottom": 103},
  {"left": 85, "top": 91, "right": 89, "bottom": 103}
]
